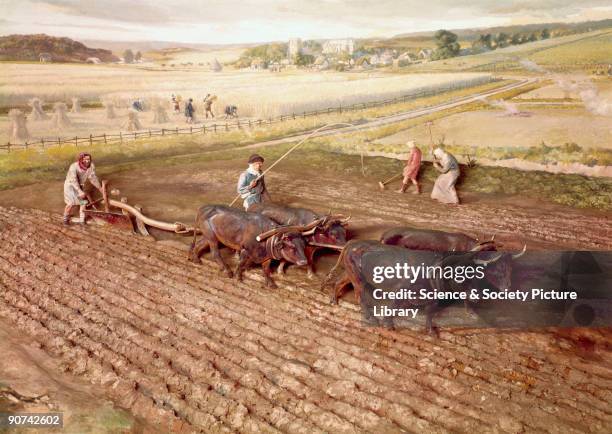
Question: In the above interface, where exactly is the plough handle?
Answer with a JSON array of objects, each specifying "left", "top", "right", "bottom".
[{"left": 102, "top": 180, "right": 109, "bottom": 213}]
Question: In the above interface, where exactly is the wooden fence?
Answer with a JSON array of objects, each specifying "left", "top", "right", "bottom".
[{"left": 3, "top": 77, "right": 498, "bottom": 153}]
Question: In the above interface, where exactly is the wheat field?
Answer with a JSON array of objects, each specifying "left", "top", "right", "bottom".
[{"left": 1, "top": 62, "right": 491, "bottom": 118}]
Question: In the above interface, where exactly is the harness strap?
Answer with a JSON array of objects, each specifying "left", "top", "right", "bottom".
[{"left": 265, "top": 234, "right": 282, "bottom": 261}]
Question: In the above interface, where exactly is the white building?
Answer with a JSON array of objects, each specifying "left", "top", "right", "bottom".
[
  {"left": 322, "top": 39, "right": 355, "bottom": 55},
  {"left": 418, "top": 48, "right": 433, "bottom": 60}
]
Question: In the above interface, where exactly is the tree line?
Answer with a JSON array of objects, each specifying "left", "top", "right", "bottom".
[
  {"left": 431, "top": 28, "right": 551, "bottom": 60},
  {"left": 122, "top": 49, "right": 143, "bottom": 64}
]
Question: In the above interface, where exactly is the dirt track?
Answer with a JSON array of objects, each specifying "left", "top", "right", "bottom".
[{"left": 1, "top": 205, "right": 611, "bottom": 433}]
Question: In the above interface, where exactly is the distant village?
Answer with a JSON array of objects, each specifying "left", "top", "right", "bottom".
[{"left": 237, "top": 37, "right": 435, "bottom": 72}]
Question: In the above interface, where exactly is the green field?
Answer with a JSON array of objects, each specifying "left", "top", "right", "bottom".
[
  {"left": 405, "top": 28, "right": 612, "bottom": 73},
  {"left": 529, "top": 31, "right": 612, "bottom": 66}
]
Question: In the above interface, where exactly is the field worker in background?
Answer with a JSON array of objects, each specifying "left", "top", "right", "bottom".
[
  {"left": 431, "top": 147, "right": 460, "bottom": 204},
  {"left": 203, "top": 94, "right": 216, "bottom": 118},
  {"left": 132, "top": 99, "right": 144, "bottom": 111},
  {"left": 173, "top": 94, "right": 182, "bottom": 113},
  {"left": 237, "top": 154, "right": 271, "bottom": 210},
  {"left": 185, "top": 98, "right": 195, "bottom": 123},
  {"left": 63, "top": 152, "right": 103, "bottom": 225},
  {"left": 396, "top": 140, "right": 422, "bottom": 194}
]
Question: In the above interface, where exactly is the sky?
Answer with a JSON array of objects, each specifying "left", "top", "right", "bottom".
[{"left": 1, "top": 0, "right": 612, "bottom": 44}]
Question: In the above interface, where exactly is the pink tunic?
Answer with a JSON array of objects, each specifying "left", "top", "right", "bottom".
[{"left": 402, "top": 147, "right": 422, "bottom": 180}]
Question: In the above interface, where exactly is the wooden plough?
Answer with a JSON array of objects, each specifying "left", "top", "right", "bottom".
[{"left": 83, "top": 180, "right": 198, "bottom": 237}]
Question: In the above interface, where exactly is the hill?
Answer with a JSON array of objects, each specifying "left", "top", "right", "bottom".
[
  {"left": 0, "top": 34, "right": 119, "bottom": 63},
  {"left": 392, "top": 18, "right": 612, "bottom": 40},
  {"left": 363, "top": 18, "right": 612, "bottom": 53}
]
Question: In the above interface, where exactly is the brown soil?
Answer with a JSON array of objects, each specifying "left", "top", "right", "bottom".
[
  {"left": 0, "top": 317, "right": 153, "bottom": 433},
  {"left": 0, "top": 158, "right": 611, "bottom": 432}
]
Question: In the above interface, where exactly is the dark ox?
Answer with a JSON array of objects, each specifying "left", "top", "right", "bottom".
[
  {"left": 380, "top": 227, "right": 497, "bottom": 252},
  {"left": 322, "top": 240, "right": 525, "bottom": 335},
  {"left": 189, "top": 205, "right": 313, "bottom": 287},
  {"left": 224, "top": 105, "right": 238, "bottom": 119},
  {"left": 248, "top": 203, "right": 349, "bottom": 276}
]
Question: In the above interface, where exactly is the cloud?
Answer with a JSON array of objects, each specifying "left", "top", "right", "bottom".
[
  {"left": 19, "top": 0, "right": 612, "bottom": 25},
  {"left": 1, "top": 0, "right": 611, "bottom": 43}
]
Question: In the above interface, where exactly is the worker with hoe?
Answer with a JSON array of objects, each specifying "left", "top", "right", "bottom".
[
  {"left": 396, "top": 140, "right": 422, "bottom": 194},
  {"left": 63, "top": 152, "right": 103, "bottom": 225},
  {"left": 237, "top": 154, "right": 271, "bottom": 210}
]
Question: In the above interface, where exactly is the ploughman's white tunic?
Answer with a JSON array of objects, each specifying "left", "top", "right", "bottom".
[{"left": 63, "top": 162, "right": 101, "bottom": 206}]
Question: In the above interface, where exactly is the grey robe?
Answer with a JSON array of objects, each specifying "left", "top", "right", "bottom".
[{"left": 431, "top": 153, "right": 460, "bottom": 204}]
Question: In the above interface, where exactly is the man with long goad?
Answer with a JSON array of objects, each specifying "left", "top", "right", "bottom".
[
  {"left": 237, "top": 154, "right": 271, "bottom": 210},
  {"left": 63, "top": 152, "right": 103, "bottom": 225},
  {"left": 396, "top": 140, "right": 422, "bottom": 194}
]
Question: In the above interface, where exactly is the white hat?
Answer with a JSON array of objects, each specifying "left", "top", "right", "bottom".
[{"left": 433, "top": 147, "right": 445, "bottom": 158}]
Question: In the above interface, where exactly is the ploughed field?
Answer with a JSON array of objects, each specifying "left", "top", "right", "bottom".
[{"left": 1, "top": 205, "right": 611, "bottom": 433}]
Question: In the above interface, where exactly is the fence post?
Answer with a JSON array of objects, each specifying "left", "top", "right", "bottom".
[
  {"left": 41, "top": 138, "right": 45, "bottom": 148},
  {"left": 149, "top": 129, "right": 152, "bottom": 137},
  {"left": 202, "top": 125, "right": 206, "bottom": 134},
  {"left": 258, "top": 120, "right": 262, "bottom": 126},
  {"left": 162, "top": 128, "right": 165, "bottom": 136},
  {"left": 6, "top": 142, "right": 10, "bottom": 153},
  {"left": 339, "top": 104, "right": 342, "bottom": 113},
  {"left": 292, "top": 113, "right": 295, "bottom": 120},
  {"left": 134, "top": 132, "right": 137, "bottom": 140},
  {"left": 120, "top": 132, "right": 123, "bottom": 144},
  {"left": 248, "top": 120, "right": 251, "bottom": 128},
  {"left": 213, "top": 124, "right": 217, "bottom": 132},
  {"left": 104, "top": 133, "right": 107, "bottom": 144},
  {"left": 225, "top": 123, "right": 228, "bottom": 131},
  {"left": 237, "top": 120, "right": 240, "bottom": 129},
  {"left": 303, "top": 111, "right": 306, "bottom": 119},
  {"left": 190, "top": 126, "right": 193, "bottom": 134},
  {"left": 75, "top": 136, "right": 78, "bottom": 147},
  {"left": 89, "top": 134, "right": 93, "bottom": 146},
  {"left": 176, "top": 127, "right": 179, "bottom": 135},
  {"left": 24, "top": 141, "right": 28, "bottom": 150}
]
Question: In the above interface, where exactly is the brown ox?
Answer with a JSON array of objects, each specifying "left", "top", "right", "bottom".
[
  {"left": 189, "top": 205, "right": 319, "bottom": 287},
  {"left": 248, "top": 203, "right": 349, "bottom": 276}
]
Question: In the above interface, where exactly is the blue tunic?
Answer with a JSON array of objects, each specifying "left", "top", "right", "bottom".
[{"left": 237, "top": 168, "right": 267, "bottom": 209}]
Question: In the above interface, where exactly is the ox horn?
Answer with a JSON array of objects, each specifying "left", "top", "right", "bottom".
[
  {"left": 512, "top": 244, "right": 527, "bottom": 259},
  {"left": 302, "top": 227, "right": 317, "bottom": 236},
  {"left": 491, "top": 234, "right": 496, "bottom": 241},
  {"left": 470, "top": 242, "right": 491, "bottom": 252},
  {"left": 256, "top": 217, "right": 326, "bottom": 242},
  {"left": 337, "top": 215, "right": 351, "bottom": 226},
  {"left": 474, "top": 252, "right": 504, "bottom": 266}
]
